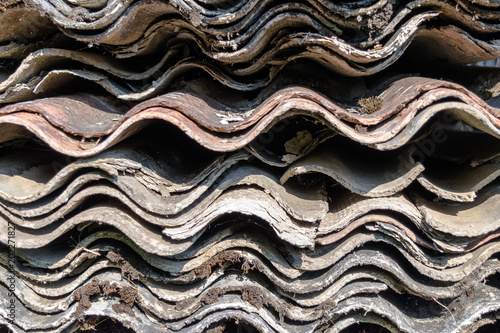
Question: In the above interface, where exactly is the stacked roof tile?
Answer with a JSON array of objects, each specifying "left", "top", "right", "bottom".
[{"left": 0, "top": 0, "right": 499, "bottom": 332}]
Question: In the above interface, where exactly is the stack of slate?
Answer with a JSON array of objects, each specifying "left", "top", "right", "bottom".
[{"left": 0, "top": 0, "right": 499, "bottom": 332}]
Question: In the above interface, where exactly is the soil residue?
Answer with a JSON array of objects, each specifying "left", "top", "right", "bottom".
[
  {"left": 241, "top": 286, "right": 267, "bottom": 309},
  {"left": 106, "top": 251, "right": 143, "bottom": 281},
  {"left": 241, "top": 286, "right": 286, "bottom": 323},
  {"left": 72, "top": 278, "right": 138, "bottom": 322},
  {"left": 200, "top": 287, "right": 225, "bottom": 305},
  {"left": 241, "top": 258, "right": 258, "bottom": 274},
  {"left": 174, "top": 297, "right": 195, "bottom": 311},
  {"left": 73, "top": 278, "right": 102, "bottom": 321},
  {"left": 358, "top": 4, "right": 394, "bottom": 46},
  {"left": 118, "top": 286, "right": 137, "bottom": 307},
  {"left": 194, "top": 250, "right": 260, "bottom": 279},
  {"left": 101, "top": 280, "right": 118, "bottom": 296},
  {"left": 112, "top": 303, "right": 135, "bottom": 317}
]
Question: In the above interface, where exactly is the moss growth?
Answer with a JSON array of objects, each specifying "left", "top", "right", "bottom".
[{"left": 357, "top": 96, "right": 382, "bottom": 114}]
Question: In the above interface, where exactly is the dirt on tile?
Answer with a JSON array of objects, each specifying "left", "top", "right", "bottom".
[
  {"left": 112, "top": 303, "right": 135, "bottom": 317},
  {"left": 200, "top": 287, "right": 225, "bottom": 305},
  {"left": 106, "top": 251, "right": 143, "bottom": 281},
  {"left": 73, "top": 278, "right": 102, "bottom": 321},
  {"left": 241, "top": 286, "right": 286, "bottom": 323},
  {"left": 174, "top": 297, "right": 195, "bottom": 311},
  {"left": 118, "top": 286, "right": 137, "bottom": 307},
  {"left": 101, "top": 280, "right": 118, "bottom": 296},
  {"left": 194, "top": 250, "right": 242, "bottom": 279},
  {"left": 241, "top": 286, "right": 266, "bottom": 309},
  {"left": 72, "top": 278, "right": 138, "bottom": 322}
]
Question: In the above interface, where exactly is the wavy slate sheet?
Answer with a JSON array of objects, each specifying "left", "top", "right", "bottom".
[
  {"left": 0, "top": 80, "right": 498, "bottom": 156},
  {"left": 0, "top": 145, "right": 249, "bottom": 205},
  {"left": 63, "top": 13, "right": 500, "bottom": 77},
  {"left": 0, "top": 166, "right": 327, "bottom": 226},
  {"left": 0, "top": 274, "right": 485, "bottom": 333},
  {"left": 21, "top": 0, "right": 500, "bottom": 48},
  {"left": 317, "top": 188, "right": 500, "bottom": 251},
  {"left": 163, "top": 287, "right": 500, "bottom": 332},
  {"left": 4, "top": 208, "right": 491, "bottom": 274},
  {"left": 1, "top": 70, "right": 498, "bottom": 129},
  {"left": 105, "top": 4, "right": 500, "bottom": 58},
  {"left": 9, "top": 241, "right": 494, "bottom": 308},
  {"left": 6, "top": 235, "right": 500, "bottom": 297},
  {"left": 0, "top": 191, "right": 317, "bottom": 251},
  {"left": 0, "top": 291, "right": 166, "bottom": 332},
  {"left": 280, "top": 144, "right": 426, "bottom": 197},
  {"left": 5, "top": 262, "right": 498, "bottom": 320},
  {"left": 0, "top": 269, "right": 386, "bottom": 324},
  {"left": 8, "top": 141, "right": 495, "bottom": 222},
  {"left": 286, "top": 233, "right": 500, "bottom": 283},
  {"left": 0, "top": 184, "right": 497, "bottom": 255},
  {"left": 6, "top": 226, "right": 500, "bottom": 290},
  {"left": 2, "top": 231, "right": 302, "bottom": 281},
  {"left": 4, "top": 102, "right": 488, "bottom": 156},
  {"left": 3, "top": 222, "right": 418, "bottom": 273},
  {"left": 12, "top": 223, "right": 253, "bottom": 269},
  {"left": 321, "top": 285, "right": 500, "bottom": 333},
  {"left": 0, "top": 47, "right": 271, "bottom": 104},
  {"left": 2, "top": 246, "right": 499, "bottom": 315},
  {"left": 415, "top": 157, "right": 500, "bottom": 202},
  {"left": 282, "top": 144, "right": 500, "bottom": 201},
  {"left": 0, "top": 229, "right": 467, "bottom": 287},
  {"left": 2, "top": 267, "right": 499, "bottom": 332},
  {"left": 65, "top": 11, "right": 435, "bottom": 63},
  {"left": 2, "top": 19, "right": 500, "bottom": 103},
  {"left": 416, "top": 185, "right": 500, "bottom": 239},
  {"left": 0, "top": 162, "right": 327, "bottom": 223}
]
